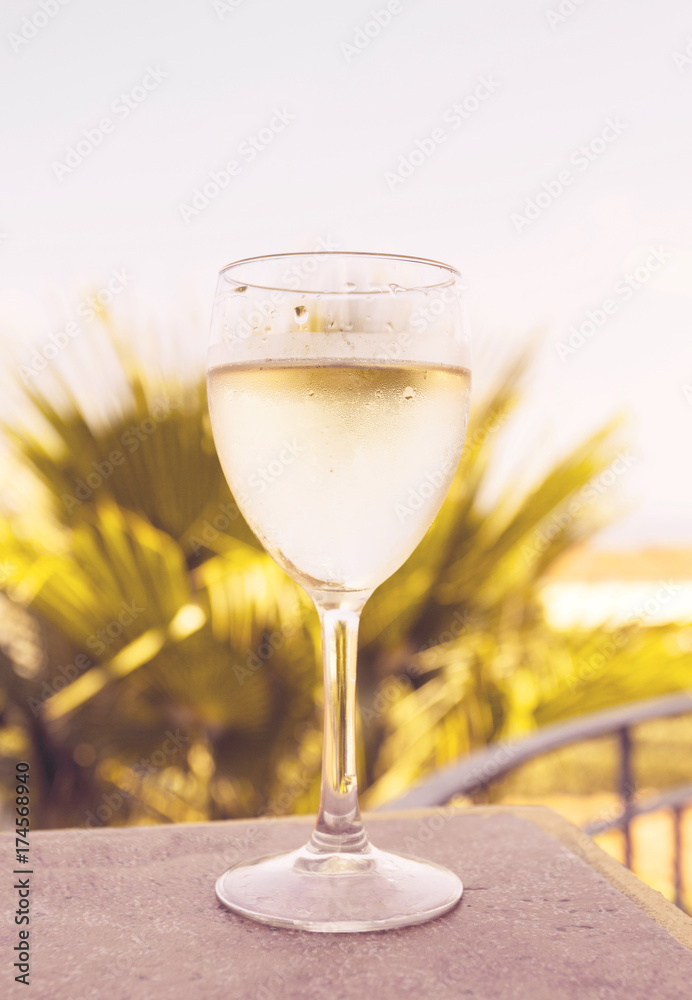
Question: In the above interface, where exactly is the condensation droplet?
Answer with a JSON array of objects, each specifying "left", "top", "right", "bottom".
[
  {"left": 344, "top": 281, "right": 356, "bottom": 290},
  {"left": 385, "top": 321, "right": 393, "bottom": 332},
  {"left": 307, "top": 390, "right": 315, "bottom": 397},
  {"left": 294, "top": 305, "right": 308, "bottom": 325},
  {"left": 234, "top": 285, "right": 247, "bottom": 294},
  {"left": 388, "top": 282, "right": 406, "bottom": 295},
  {"left": 403, "top": 386, "right": 415, "bottom": 400}
]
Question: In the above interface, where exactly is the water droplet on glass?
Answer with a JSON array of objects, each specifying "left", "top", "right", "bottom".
[
  {"left": 344, "top": 322, "right": 353, "bottom": 332},
  {"left": 294, "top": 305, "right": 308, "bottom": 325},
  {"left": 388, "top": 282, "right": 405, "bottom": 295},
  {"left": 344, "top": 281, "right": 356, "bottom": 290},
  {"left": 403, "top": 386, "right": 415, "bottom": 400},
  {"left": 234, "top": 285, "right": 247, "bottom": 294},
  {"left": 307, "top": 390, "right": 315, "bottom": 397},
  {"left": 385, "top": 322, "right": 393, "bottom": 332}
]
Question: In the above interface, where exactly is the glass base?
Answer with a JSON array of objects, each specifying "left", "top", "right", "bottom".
[{"left": 215, "top": 841, "right": 463, "bottom": 932}]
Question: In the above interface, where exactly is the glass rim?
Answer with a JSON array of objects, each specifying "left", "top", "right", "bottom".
[{"left": 218, "top": 251, "right": 461, "bottom": 296}]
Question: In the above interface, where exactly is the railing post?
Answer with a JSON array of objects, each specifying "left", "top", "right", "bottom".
[
  {"left": 618, "top": 727, "right": 633, "bottom": 870},
  {"left": 672, "top": 805, "right": 683, "bottom": 910}
]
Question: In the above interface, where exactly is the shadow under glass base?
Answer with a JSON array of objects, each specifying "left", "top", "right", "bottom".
[{"left": 215, "top": 842, "right": 463, "bottom": 933}]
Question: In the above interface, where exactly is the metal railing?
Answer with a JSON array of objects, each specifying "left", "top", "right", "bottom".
[{"left": 383, "top": 690, "right": 692, "bottom": 909}]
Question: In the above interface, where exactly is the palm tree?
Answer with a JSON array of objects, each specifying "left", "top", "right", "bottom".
[{"left": 0, "top": 323, "right": 686, "bottom": 827}]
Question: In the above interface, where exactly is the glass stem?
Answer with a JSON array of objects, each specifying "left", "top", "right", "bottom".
[{"left": 309, "top": 592, "right": 370, "bottom": 854}]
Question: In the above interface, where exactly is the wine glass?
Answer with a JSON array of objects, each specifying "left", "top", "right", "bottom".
[{"left": 208, "top": 252, "right": 471, "bottom": 932}]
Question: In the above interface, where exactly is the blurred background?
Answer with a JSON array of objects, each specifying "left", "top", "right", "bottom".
[{"left": 1, "top": 0, "right": 691, "bottom": 910}]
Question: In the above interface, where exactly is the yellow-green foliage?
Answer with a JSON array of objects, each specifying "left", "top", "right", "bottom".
[{"left": 0, "top": 327, "right": 688, "bottom": 828}]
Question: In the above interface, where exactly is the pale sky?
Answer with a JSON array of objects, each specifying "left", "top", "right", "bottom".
[{"left": 1, "top": 0, "right": 691, "bottom": 547}]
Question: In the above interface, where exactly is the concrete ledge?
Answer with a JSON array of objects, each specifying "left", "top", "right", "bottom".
[
  {"left": 2, "top": 806, "right": 692, "bottom": 1000},
  {"left": 501, "top": 804, "right": 692, "bottom": 951}
]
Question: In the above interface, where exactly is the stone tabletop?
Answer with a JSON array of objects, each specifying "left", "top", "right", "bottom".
[{"left": 2, "top": 806, "right": 691, "bottom": 1000}]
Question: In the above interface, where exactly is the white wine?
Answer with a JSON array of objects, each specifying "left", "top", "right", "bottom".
[{"left": 207, "top": 361, "right": 471, "bottom": 593}]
